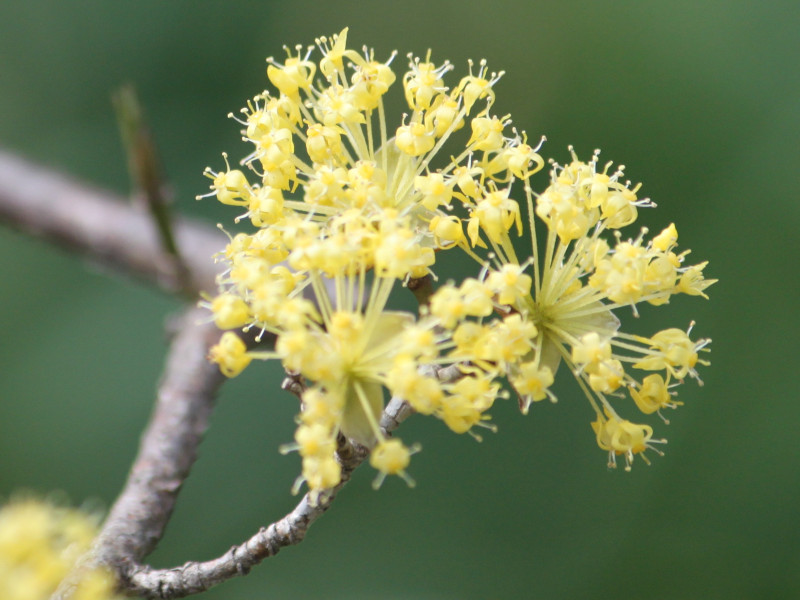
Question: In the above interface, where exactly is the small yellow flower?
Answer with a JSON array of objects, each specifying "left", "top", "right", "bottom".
[
  {"left": 386, "top": 358, "right": 444, "bottom": 415},
  {"left": 629, "top": 373, "right": 681, "bottom": 420},
  {"left": 301, "top": 455, "right": 342, "bottom": 496},
  {"left": 510, "top": 363, "right": 555, "bottom": 412},
  {"left": 440, "top": 373, "right": 500, "bottom": 435},
  {"left": 486, "top": 263, "right": 533, "bottom": 306},
  {"left": 592, "top": 411, "right": 664, "bottom": 471},
  {"left": 633, "top": 325, "right": 710, "bottom": 381},
  {"left": 210, "top": 293, "right": 250, "bottom": 329},
  {"left": 429, "top": 278, "right": 493, "bottom": 329},
  {"left": 370, "top": 439, "right": 419, "bottom": 489},
  {"left": 208, "top": 331, "right": 252, "bottom": 377}
]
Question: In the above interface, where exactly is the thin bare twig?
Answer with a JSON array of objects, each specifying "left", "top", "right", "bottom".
[
  {"left": 0, "top": 147, "right": 223, "bottom": 297},
  {"left": 119, "top": 396, "right": 412, "bottom": 599},
  {"left": 113, "top": 85, "right": 191, "bottom": 293}
]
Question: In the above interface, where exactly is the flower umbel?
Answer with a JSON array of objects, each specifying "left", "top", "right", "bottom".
[
  {"left": 202, "top": 29, "right": 714, "bottom": 495},
  {"left": 435, "top": 147, "right": 715, "bottom": 469}
]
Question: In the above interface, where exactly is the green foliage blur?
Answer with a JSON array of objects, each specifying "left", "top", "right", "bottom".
[{"left": 1, "top": 1, "right": 798, "bottom": 598}]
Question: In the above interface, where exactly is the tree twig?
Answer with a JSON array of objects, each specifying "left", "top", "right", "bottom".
[
  {"left": 112, "top": 396, "right": 414, "bottom": 599},
  {"left": 113, "top": 84, "right": 192, "bottom": 294},
  {"left": 0, "top": 147, "right": 223, "bottom": 297}
]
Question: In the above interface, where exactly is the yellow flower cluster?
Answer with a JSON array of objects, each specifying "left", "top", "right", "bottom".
[
  {"left": 203, "top": 29, "right": 715, "bottom": 494},
  {"left": 445, "top": 148, "right": 716, "bottom": 470},
  {"left": 0, "top": 497, "right": 119, "bottom": 600}
]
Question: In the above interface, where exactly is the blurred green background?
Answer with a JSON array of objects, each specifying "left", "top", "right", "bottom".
[{"left": 1, "top": 1, "right": 798, "bottom": 598}]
